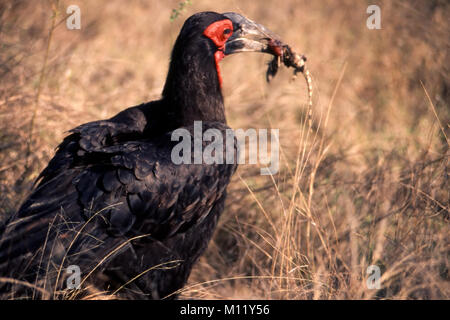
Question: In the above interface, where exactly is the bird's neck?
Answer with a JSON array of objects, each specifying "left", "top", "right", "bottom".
[{"left": 162, "top": 45, "right": 226, "bottom": 126}]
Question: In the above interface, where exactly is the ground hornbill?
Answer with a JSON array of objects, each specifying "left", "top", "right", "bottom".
[{"left": 0, "top": 11, "right": 283, "bottom": 299}]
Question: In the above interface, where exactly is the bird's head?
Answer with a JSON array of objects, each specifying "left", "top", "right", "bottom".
[
  {"left": 170, "top": 11, "right": 283, "bottom": 87},
  {"left": 163, "top": 11, "right": 283, "bottom": 124}
]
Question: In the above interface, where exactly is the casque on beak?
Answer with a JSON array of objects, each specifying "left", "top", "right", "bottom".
[{"left": 223, "top": 12, "right": 283, "bottom": 57}]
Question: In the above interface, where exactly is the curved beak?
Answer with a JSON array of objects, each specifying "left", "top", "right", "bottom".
[{"left": 223, "top": 12, "right": 283, "bottom": 57}]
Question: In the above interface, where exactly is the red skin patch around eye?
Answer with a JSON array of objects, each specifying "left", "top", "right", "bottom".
[{"left": 203, "top": 19, "right": 233, "bottom": 87}]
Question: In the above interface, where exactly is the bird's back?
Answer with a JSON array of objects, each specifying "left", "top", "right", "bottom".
[{"left": 0, "top": 103, "right": 237, "bottom": 299}]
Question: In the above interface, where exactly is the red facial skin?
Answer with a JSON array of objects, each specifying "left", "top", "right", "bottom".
[{"left": 203, "top": 19, "right": 233, "bottom": 87}]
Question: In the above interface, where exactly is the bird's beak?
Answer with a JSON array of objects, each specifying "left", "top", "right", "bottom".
[{"left": 223, "top": 12, "right": 283, "bottom": 57}]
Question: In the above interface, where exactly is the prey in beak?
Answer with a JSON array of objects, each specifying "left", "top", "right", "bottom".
[
  {"left": 221, "top": 12, "right": 312, "bottom": 122},
  {"left": 222, "top": 12, "right": 307, "bottom": 82}
]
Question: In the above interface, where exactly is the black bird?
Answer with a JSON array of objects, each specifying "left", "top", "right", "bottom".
[{"left": 0, "top": 11, "right": 282, "bottom": 299}]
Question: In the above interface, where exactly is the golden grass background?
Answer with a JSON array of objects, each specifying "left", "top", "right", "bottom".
[{"left": 0, "top": 0, "right": 448, "bottom": 299}]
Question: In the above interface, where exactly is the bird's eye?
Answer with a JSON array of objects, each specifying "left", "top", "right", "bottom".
[{"left": 223, "top": 29, "right": 232, "bottom": 35}]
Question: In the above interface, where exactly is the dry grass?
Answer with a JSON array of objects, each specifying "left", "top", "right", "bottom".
[{"left": 0, "top": 0, "right": 448, "bottom": 299}]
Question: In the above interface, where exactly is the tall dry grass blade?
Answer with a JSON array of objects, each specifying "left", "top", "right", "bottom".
[
  {"left": 165, "top": 275, "right": 325, "bottom": 300},
  {"left": 420, "top": 80, "right": 449, "bottom": 147},
  {"left": 25, "top": 0, "right": 60, "bottom": 171},
  {"left": 53, "top": 203, "right": 124, "bottom": 298},
  {"left": 111, "top": 260, "right": 183, "bottom": 296},
  {"left": 0, "top": 277, "right": 51, "bottom": 299},
  {"left": 76, "top": 234, "right": 151, "bottom": 291},
  {"left": 237, "top": 172, "right": 278, "bottom": 235}
]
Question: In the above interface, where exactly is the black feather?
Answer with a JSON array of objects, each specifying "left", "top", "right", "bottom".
[{"left": 0, "top": 11, "right": 239, "bottom": 300}]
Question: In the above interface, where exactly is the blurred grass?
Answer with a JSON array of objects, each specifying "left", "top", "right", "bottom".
[{"left": 0, "top": 0, "right": 448, "bottom": 299}]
